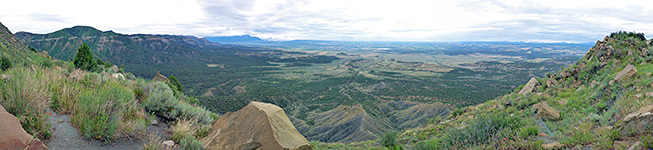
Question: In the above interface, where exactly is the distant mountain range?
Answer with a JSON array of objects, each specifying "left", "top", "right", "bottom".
[{"left": 204, "top": 35, "right": 268, "bottom": 44}]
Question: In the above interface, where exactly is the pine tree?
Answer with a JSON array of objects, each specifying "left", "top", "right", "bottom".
[
  {"left": 73, "top": 43, "right": 97, "bottom": 71},
  {"left": 169, "top": 75, "right": 183, "bottom": 91}
]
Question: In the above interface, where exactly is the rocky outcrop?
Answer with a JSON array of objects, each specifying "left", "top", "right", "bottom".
[
  {"left": 519, "top": 78, "right": 540, "bottom": 95},
  {"left": 532, "top": 102, "right": 560, "bottom": 120},
  {"left": 152, "top": 71, "right": 170, "bottom": 83},
  {"left": 0, "top": 104, "right": 48, "bottom": 150},
  {"left": 617, "top": 105, "right": 653, "bottom": 137},
  {"left": 201, "top": 101, "right": 311, "bottom": 150},
  {"left": 545, "top": 76, "right": 559, "bottom": 88},
  {"left": 612, "top": 64, "right": 638, "bottom": 83}
]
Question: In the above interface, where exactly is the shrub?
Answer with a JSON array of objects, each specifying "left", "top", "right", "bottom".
[
  {"left": 145, "top": 82, "right": 213, "bottom": 124},
  {"left": 134, "top": 88, "right": 147, "bottom": 102},
  {"left": 518, "top": 126, "right": 539, "bottom": 138},
  {"left": 179, "top": 134, "right": 202, "bottom": 150},
  {"left": 142, "top": 133, "right": 167, "bottom": 150},
  {"left": 381, "top": 131, "right": 398, "bottom": 148},
  {"left": 72, "top": 83, "right": 134, "bottom": 141},
  {"left": 562, "top": 122, "right": 595, "bottom": 146},
  {"left": 73, "top": 43, "right": 98, "bottom": 71},
  {"left": 0, "top": 57, "right": 11, "bottom": 71},
  {"left": 40, "top": 59, "right": 52, "bottom": 68},
  {"left": 169, "top": 75, "right": 182, "bottom": 91},
  {"left": 413, "top": 139, "right": 440, "bottom": 150},
  {"left": 0, "top": 68, "right": 51, "bottom": 139}
]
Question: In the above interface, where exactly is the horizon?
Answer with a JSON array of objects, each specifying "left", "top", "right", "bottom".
[{"left": 2, "top": 0, "right": 652, "bottom": 43}]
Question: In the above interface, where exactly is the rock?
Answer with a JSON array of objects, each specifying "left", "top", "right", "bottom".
[
  {"left": 0, "top": 74, "right": 11, "bottom": 79},
  {"left": 163, "top": 140, "right": 175, "bottom": 147},
  {"left": 519, "top": 78, "right": 541, "bottom": 95},
  {"left": 0, "top": 104, "right": 48, "bottom": 150},
  {"left": 111, "top": 65, "right": 119, "bottom": 72},
  {"left": 614, "top": 141, "right": 631, "bottom": 149},
  {"left": 546, "top": 76, "right": 559, "bottom": 88},
  {"left": 558, "top": 99, "right": 568, "bottom": 106},
  {"left": 634, "top": 93, "right": 643, "bottom": 98},
  {"left": 111, "top": 73, "right": 125, "bottom": 80},
  {"left": 150, "top": 119, "right": 158, "bottom": 126},
  {"left": 152, "top": 71, "right": 170, "bottom": 83},
  {"left": 201, "top": 101, "right": 311, "bottom": 150},
  {"left": 617, "top": 104, "right": 653, "bottom": 137},
  {"left": 646, "top": 92, "right": 653, "bottom": 97},
  {"left": 627, "top": 141, "right": 642, "bottom": 150},
  {"left": 542, "top": 142, "right": 564, "bottom": 149},
  {"left": 532, "top": 102, "right": 560, "bottom": 120},
  {"left": 613, "top": 64, "right": 638, "bottom": 83},
  {"left": 560, "top": 71, "right": 571, "bottom": 78}
]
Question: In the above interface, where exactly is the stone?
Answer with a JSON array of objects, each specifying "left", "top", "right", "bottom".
[
  {"left": 558, "top": 99, "right": 568, "bottom": 106},
  {"left": 150, "top": 119, "right": 159, "bottom": 126},
  {"left": 519, "top": 77, "right": 541, "bottom": 95},
  {"left": 163, "top": 140, "right": 175, "bottom": 147},
  {"left": 0, "top": 104, "right": 48, "bottom": 150},
  {"left": 542, "top": 142, "right": 564, "bottom": 149},
  {"left": 546, "top": 76, "right": 559, "bottom": 88},
  {"left": 111, "top": 73, "right": 125, "bottom": 80},
  {"left": 613, "top": 64, "right": 638, "bottom": 83},
  {"left": 634, "top": 93, "right": 643, "bottom": 98},
  {"left": 627, "top": 141, "right": 642, "bottom": 150},
  {"left": 618, "top": 105, "right": 653, "bottom": 137},
  {"left": 201, "top": 101, "right": 311, "bottom": 150},
  {"left": 0, "top": 74, "right": 11, "bottom": 79},
  {"left": 646, "top": 92, "right": 653, "bottom": 97},
  {"left": 532, "top": 102, "right": 560, "bottom": 120},
  {"left": 111, "top": 65, "right": 119, "bottom": 72}
]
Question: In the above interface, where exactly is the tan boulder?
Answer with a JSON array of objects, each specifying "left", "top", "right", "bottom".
[
  {"left": 617, "top": 104, "right": 653, "bottom": 137},
  {"left": 519, "top": 78, "right": 540, "bottom": 95},
  {"left": 542, "top": 142, "right": 564, "bottom": 149},
  {"left": 0, "top": 104, "right": 48, "bottom": 150},
  {"left": 613, "top": 64, "right": 638, "bottom": 83},
  {"left": 111, "top": 65, "right": 119, "bottom": 72},
  {"left": 532, "top": 102, "right": 560, "bottom": 120},
  {"left": 201, "top": 102, "right": 311, "bottom": 150},
  {"left": 152, "top": 71, "right": 170, "bottom": 83},
  {"left": 546, "top": 76, "right": 559, "bottom": 88}
]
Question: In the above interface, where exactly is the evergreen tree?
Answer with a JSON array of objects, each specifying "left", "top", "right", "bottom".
[
  {"left": 73, "top": 43, "right": 97, "bottom": 71},
  {"left": 169, "top": 75, "right": 183, "bottom": 91}
]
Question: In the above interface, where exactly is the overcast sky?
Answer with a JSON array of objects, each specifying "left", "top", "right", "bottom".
[{"left": 1, "top": 0, "right": 652, "bottom": 42}]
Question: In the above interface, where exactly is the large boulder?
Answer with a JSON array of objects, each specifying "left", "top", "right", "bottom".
[
  {"left": 617, "top": 105, "right": 653, "bottom": 137},
  {"left": 532, "top": 102, "right": 560, "bottom": 120},
  {"left": 0, "top": 104, "right": 48, "bottom": 150},
  {"left": 519, "top": 78, "right": 541, "bottom": 95},
  {"left": 201, "top": 101, "right": 311, "bottom": 150},
  {"left": 545, "top": 76, "right": 559, "bottom": 88},
  {"left": 613, "top": 64, "right": 638, "bottom": 83}
]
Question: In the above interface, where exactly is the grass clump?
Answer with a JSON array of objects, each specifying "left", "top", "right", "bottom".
[
  {"left": 179, "top": 135, "right": 202, "bottom": 150},
  {"left": 0, "top": 67, "right": 51, "bottom": 139},
  {"left": 439, "top": 112, "right": 519, "bottom": 149},
  {"left": 72, "top": 83, "right": 134, "bottom": 141},
  {"left": 562, "top": 122, "right": 595, "bottom": 146}
]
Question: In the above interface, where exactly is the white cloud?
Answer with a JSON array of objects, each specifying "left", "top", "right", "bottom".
[{"left": 1, "top": 0, "right": 653, "bottom": 42}]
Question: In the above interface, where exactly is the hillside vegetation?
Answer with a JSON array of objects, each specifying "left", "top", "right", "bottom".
[
  {"left": 0, "top": 21, "right": 216, "bottom": 149},
  {"left": 325, "top": 32, "right": 653, "bottom": 149}
]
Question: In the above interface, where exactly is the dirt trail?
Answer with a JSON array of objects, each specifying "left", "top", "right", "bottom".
[{"left": 45, "top": 110, "right": 169, "bottom": 150}]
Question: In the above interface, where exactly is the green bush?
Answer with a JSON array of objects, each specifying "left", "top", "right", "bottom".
[
  {"left": 413, "top": 139, "right": 440, "bottom": 150},
  {"left": 381, "top": 131, "right": 398, "bottom": 148},
  {"left": 0, "top": 57, "right": 11, "bottom": 71},
  {"left": 72, "top": 83, "right": 134, "bottom": 141},
  {"left": 179, "top": 134, "right": 202, "bottom": 150}
]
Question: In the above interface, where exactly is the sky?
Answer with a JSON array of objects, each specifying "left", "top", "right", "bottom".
[{"left": 1, "top": 0, "right": 652, "bottom": 42}]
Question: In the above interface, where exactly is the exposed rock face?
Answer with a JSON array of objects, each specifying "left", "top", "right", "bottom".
[
  {"left": 153, "top": 71, "right": 170, "bottom": 83},
  {"left": 618, "top": 105, "right": 653, "bottom": 137},
  {"left": 111, "top": 73, "right": 125, "bottom": 80},
  {"left": 0, "top": 104, "right": 48, "bottom": 150},
  {"left": 546, "top": 76, "right": 559, "bottom": 88},
  {"left": 613, "top": 64, "right": 638, "bottom": 83},
  {"left": 532, "top": 102, "right": 560, "bottom": 120},
  {"left": 201, "top": 102, "right": 311, "bottom": 150},
  {"left": 519, "top": 77, "right": 540, "bottom": 95}
]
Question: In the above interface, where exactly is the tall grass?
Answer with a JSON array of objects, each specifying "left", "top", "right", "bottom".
[
  {"left": 0, "top": 67, "right": 51, "bottom": 139},
  {"left": 72, "top": 83, "right": 134, "bottom": 141},
  {"left": 439, "top": 112, "right": 520, "bottom": 149}
]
